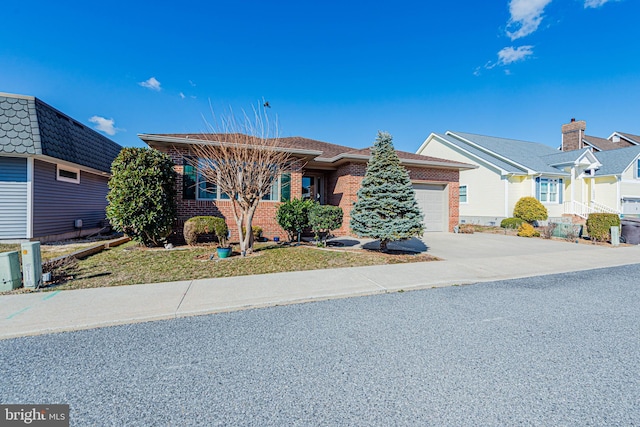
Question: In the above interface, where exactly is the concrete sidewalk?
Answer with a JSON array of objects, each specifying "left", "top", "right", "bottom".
[{"left": 1, "top": 233, "right": 638, "bottom": 340}]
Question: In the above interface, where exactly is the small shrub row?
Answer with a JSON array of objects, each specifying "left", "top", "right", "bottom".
[
  {"left": 517, "top": 222, "right": 540, "bottom": 237},
  {"left": 586, "top": 213, "right": 620, "bottom": 243},
  {"left": 276, "top": 199, "right": 343, "bottom": 245},
  {"left": 500, "top": 217, "right": 525, "bottom": 229},
  {"left": 184, "top": 216, "right": 229, "bottom": 246}
]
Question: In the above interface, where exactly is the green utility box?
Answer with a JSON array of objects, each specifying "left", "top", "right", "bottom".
[
  {"left": 0, "top": 251, "right": 22, "bottom": 291},
  {"left": 21, "top": 241, "right": 42, "bottom": 289}
]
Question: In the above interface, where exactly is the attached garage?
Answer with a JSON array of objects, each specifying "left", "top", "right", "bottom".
[
  {"left": 622, "top": 198, "right": 640, "bottom": 216},
  {"left": 413, "top": 183, "right": 448, "bottom": 232}
]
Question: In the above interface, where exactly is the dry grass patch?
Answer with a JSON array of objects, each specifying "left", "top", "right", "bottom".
[{"left": 44, "top": 241, "right": 437, "bottom": 290}]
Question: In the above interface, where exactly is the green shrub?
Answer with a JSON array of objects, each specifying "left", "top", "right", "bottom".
[
  {"left": 242, "top": 226, "right": 263, "bottom": 240},
  {"left": 106, "top": 148, "right": 176, "bottom": 247},
  {"left": 586, "top": 213, "right": 620, "bottom": 242},
  {"left": 276, "top": 198, "right": 315, "bottom": 242},
  {"left": 500, "top": 217, "right": 525, "bottom": 229},
  {"left": 517, "top": 222, "right": 540, "bottom": 237},
  {"left": 184, "top": 216, "right": 229, "bottom": 246},
  {"left": 309, "top": 204, "right": 344, "bottom": 246},
  {"left": 513, "top": 197, "right": 548, "bottom": 224}
]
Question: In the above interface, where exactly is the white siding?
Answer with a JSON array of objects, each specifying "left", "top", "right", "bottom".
[{"left": 419, "top": 138, "right": 507, "bottom": 218}]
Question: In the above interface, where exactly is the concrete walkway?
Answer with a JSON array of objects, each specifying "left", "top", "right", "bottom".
[{"left": 1, "top": 232, "right": 638, "bottom": 340}]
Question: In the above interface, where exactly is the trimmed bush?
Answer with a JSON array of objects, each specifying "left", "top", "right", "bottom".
[
  {"left": 513, "top": 197, "right": 548, "bottom": 224},
  {"left": 586, "top": 213, "right": 620, "bottom": 242},
  {"left": 500, "top": 217, "right": 525, "bottom": 229},
  {"left": 106, "top": 148, "right": 176, "bottom": 247},
  {"left": 276, "top": 198, "right": 315, "bottom": 242},
  {"left": 242, "top": 226, "right": 264, "bottom": 240},
  {"left": 184, "top": 216, "right": 229, "bottom": 246},
  {"left": 309, "top": 204, "right": 344, "bottom": 246},
  {"left": 517, "top": 222, "right": 540, "bottom": 237}
]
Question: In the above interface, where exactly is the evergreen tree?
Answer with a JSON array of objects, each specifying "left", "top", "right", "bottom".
[{"left": 350, "top": 131, "right": 424, "bottom": 251}]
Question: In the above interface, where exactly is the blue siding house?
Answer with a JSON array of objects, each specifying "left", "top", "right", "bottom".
[{"left": 0, "top": 93, "right": 122, "bottom": 242}]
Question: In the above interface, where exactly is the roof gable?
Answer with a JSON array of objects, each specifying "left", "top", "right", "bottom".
[{"left": 593, "top": 145, "right": 640, "bottom": 176}]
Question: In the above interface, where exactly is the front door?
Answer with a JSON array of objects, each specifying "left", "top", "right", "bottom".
[{"left": 302, "top": 175, "right": 323, "bottom": 203}]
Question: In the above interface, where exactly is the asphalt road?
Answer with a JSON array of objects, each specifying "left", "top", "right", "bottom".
[{"left": 1, "top": 264, "right": 639, "bottom": 426}]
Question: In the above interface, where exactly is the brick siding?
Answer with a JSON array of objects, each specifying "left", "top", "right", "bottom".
[{"left": 160, "top": 146, "right": 460, "bottom": 241}]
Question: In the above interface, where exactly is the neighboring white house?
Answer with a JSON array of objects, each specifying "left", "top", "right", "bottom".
[{"left": 416, "top": 123, "right": 640, "bottom": 225}]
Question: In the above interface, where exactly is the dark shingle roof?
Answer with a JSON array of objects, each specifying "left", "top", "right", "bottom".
[
  {"left": 0, "top": 93, "right": 122, "bottom": 173},
  {"left": 616, "top": 132, "right": 640, "bottom": 145},
  {"left": 148, "top": 133, "right": 466, "bottom": 166},
  {"left": 35, "top": 99, "right": 122, "bottom": 173},
  {"left": 583, "top": 134, "right": 632, "bottom": 151}
]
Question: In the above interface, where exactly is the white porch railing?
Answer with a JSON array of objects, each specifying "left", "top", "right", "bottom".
[{"left": 563, "top": 200, "right": 620, "bottom": 219}]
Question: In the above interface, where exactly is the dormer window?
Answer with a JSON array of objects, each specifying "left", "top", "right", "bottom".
[{"left": 612, "top": 135, "right": 621, "bottom": 143}]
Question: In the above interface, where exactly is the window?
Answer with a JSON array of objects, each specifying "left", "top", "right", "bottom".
[
  {"left": 536, "top": 177, "right": 563, "bottom": 204},
  {"left": 459, "top": 185, "right": 468, "bottom": 203},
  {"left": 56, "top": 165, "right": 80, "bottom": 184},
  {"left": 636, "top": 159, "right": 640, "bottom": 179},
  {"left": 189, "top": 157, "right": 290, "bottom": 202}
]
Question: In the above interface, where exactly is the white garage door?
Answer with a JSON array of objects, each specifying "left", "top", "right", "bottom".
[
  {"left": 413, "top": 183, "right": 447, "bottom": 232},
  {"left": 622, "top": 198, "right": 640, "bottom": 215}
]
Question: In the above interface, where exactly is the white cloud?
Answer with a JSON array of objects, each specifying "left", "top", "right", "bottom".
[
  {"left": 498, "top": 45, "right": 534, "bottom": 64},
  {"left": 179, "top": 92, "right": 186, "bottom": 99},
  {"left": 584, "top": 0, "right": 616, "bottom": 7},
  {"left": 506, "top": 0, "right": 552, "bottom": 40},
  {"left": 89, "top": 116, "right": 121, "bottom": 136},
  {"left": 188, "top": 80, "right": 196, "bottom": 87},
  {"left": 139, "top": 77, "right": 162, "bottom": 91}
]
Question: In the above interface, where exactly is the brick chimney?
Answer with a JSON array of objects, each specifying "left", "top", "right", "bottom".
[{"left": 561, "top": 118, "right": 586, "bottom": 151}]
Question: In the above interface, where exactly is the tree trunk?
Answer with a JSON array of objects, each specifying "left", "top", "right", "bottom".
[{"left": 380, "top": 239, "right": 388, "bottom": 252}]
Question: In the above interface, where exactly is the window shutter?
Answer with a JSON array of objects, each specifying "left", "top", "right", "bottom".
[
  {"left": 183, "top": 158, "right": 196, "bottom": 200},
  {"left": 535, "top": 177, "right": 541, "bottom": 200},
  {"left": 280, "top": 173, "right": 291, "bottom": 201},
  {"left": 558, "top": 178, "right": 563, "bottom": 204}
]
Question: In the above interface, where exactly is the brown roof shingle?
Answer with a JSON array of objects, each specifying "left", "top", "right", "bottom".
[{"left": 145, "top": 133, "right": 467, "bottom": 167}]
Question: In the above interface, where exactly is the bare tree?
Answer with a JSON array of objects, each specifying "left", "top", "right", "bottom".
[{"left": 188, "top": 107, "right": 298, "bottom": 256}]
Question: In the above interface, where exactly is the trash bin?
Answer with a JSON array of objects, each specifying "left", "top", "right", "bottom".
[{"left": 621, "top": 218, "right": 640, "bottom": 244}]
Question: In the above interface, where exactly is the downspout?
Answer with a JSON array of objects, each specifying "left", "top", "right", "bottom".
[
  {"left": 617, "top": 175, "right": 621, "bottom": 213},
  {"left": 504, "top": 176, "right": 509, "bottom": 218},
  {"left": 570, "top": 166, "right": 576, "bottom": 213}
]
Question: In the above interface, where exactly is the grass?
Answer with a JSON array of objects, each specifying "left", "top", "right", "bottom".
[{"left": 36, "top": 241, "right": 437, "bottom": 291}]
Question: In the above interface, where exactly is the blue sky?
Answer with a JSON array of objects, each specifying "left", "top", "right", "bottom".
[{"left": 1, "top": 0, "right": 638, "bottom": 153}]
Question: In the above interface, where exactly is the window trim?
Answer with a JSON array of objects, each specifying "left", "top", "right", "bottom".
[
  {"left": 536, "top": 177, "right": 562, "bottom": 204},
  {"left": 56, "top": 164, "right": 80, "bottom": 184},
  {"left": 194, "top": 159, "right": 289, "bottom": 202},
  {"left": 459, "top": 185, "right": 468, "bottom": 204}
]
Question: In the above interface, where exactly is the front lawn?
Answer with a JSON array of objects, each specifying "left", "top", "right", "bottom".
[{"left": 41, "top": 241, "right": 437, "bottom": 291}]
